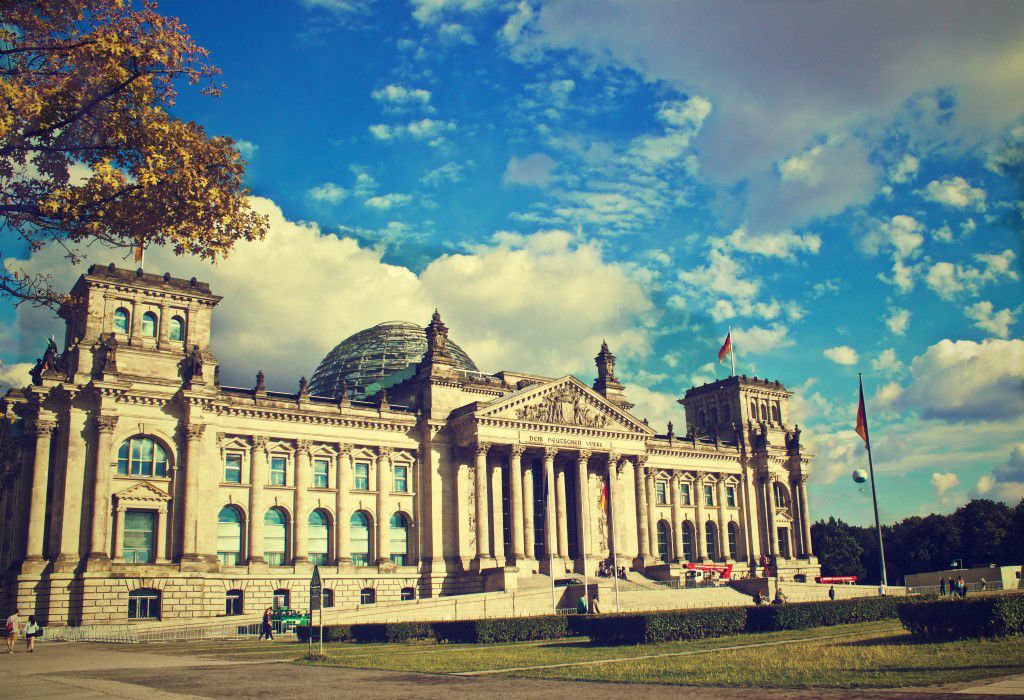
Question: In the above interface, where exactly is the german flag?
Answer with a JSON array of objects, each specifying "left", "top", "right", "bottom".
[
  {"left": 599, "top": 477, "right": 608, "bottom": 512},
  {"left": 855, "top": 377, "right": 870, "bottom": 447},
  {"left": 717, "top": 332, "right": 732, "bottom": 364}
]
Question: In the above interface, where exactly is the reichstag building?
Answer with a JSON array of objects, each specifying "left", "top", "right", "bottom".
[{"left": 0, "top": 264, "right": 818, "bottom": 624}]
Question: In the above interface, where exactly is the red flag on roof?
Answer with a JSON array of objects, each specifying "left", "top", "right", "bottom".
[{"left": 717, "top": 332, "right": 732, "bottom": 364}]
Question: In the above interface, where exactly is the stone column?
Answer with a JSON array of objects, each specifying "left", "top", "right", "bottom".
[
  {"left": 156, "top": 505, "right": 169, "bottom": 562},
  {"left": 88, "top": 415, "right": 118, "bottom": 560},
  {"left": 522, "top": 460, "right": 535, "bottom": 560},
  {"left": 575, "top": 450, "right": 592, "bottom": 572},
  {"left": 717, "top": 477, "right": 729, "bottom": 560},
  {"left": 606, "top": 453, "right": 620, "bottom": 561},
  {"left": 473, "top": 442, "right": 491, "bottom": 563},
  {"left": 789, "top": 478, "right": 805, "bottom": 555},
  {"left": 293, "top": 440, "right": 312, "bottom": 564},
  {"left": 554, "top": 461, "right": 569, "bottom": 561},
  {"left": 508, "top": 445, "right": 525, "bottom": 563},
  {"left": 490, "top": 457, "right": 505, "bottom": 566},
  {"left": 694, "top": 474, "right": 706, "bottom": 560},
  {"left": 798, "top": 476, "right": 813, "bottom": 557},
  {"left": 670, "top": 472, "right": 683, "bottom": 563},
  {"left": 24, "top": 419, "right": 55, "bottom": 563},
  {"left": 248, "top": 436, "right": 267, "bottom": 564},
  {"left": 632, "top": 456, "right": 650, "bottom": 562},
  {"left": 376, "top": 447, "right": 392, "bottom": 565},
  {"left": 542, "top": 448, "right": 558, "bottom": 570},
  {"left": 112, "top": 504, "right": 126, "bottom": 560},
  {"left": 742, "top": 465, "right": 761, "bottom": 564},
  {"left": 181, "top": 423, "right": 205, "bottom": 560},
  {"left": 645, "top": 467, "right": 657, "bottom": 556},
  {"left": 765, "top": 476, "right": 780, "bottom": 556},
  {"left": 336, "top": 445, "right": 353, "bottom": 565}
]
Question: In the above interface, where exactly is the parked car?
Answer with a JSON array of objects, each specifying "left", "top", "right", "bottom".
[{"left": 272, "top": 608, "right": 309, "bottom": 631}]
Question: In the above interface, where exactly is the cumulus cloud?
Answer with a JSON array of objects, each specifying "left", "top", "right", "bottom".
[
  {"left": 371, "top": 84, "right": 433, "bottom": 111},
  {"left": 861, "top": 215, "right": 924, "bottom": 261},
  {"left": 931, "top": 472, "right": 960, "bottom": 498},
  {"left": 921, "top": 176, "right": 987, "bottom": 210},
  {"left": 885, "top": 307, "right": 911, "bottom": 335},
  {"left": 924, "top": 249, "right": 1019, "bottom": 300},
  {"left": 0, "top": 362, "right": 34, "bottom": 392},
  {"left": 964, "top": 300, "right": 1016, "bottom": 338},
  {"left": 234, "top": 139, "right": 259, "bottom": 159},
  {"left": 628, "top": 95, "right": 712, "bottom": 165},
  {"left": 306, "top": 182, "right": 349, "bottom": 203},
  {"left": 732, "top": 324, "right": 793, "bottom": 354},
  {"left": 872, "top": 348, "right": 903, "bottom": 374},
  {"left": 824, "top": 346, "right": 859, "bottom": 365},
  {"left": 438, "top": 22, "right": 476, "bottom": 45},
  {"left": 898, "top": 338, "right": 1024, "bottom": 423},
  {"left": 975, "top": 443, "right": 1024, "bottom": 504},
  {"left": 409, "top": 0, "right": 487, "bottom": 25},
  {"left": 714, "top": 227, "right": 821, "bottom": 261},
  {"left": 502, "top": 153, "right": 557, "bottom": 188},
  {"left": 369, "top": 118, "right": 455, "bottom": 145},
  {"left": 364, "top": 193, "right": 412, "bottom": 209},
  {"left": 888, "top": 154, "right": 919, "bottom": 184}
]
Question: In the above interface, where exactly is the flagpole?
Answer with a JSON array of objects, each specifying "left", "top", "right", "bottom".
[
  {"left": 729, "top": 326, "right": 736, "bottom": 377},
  {"left": 859, "top": 373, "right": 889, "bottom": 588}
]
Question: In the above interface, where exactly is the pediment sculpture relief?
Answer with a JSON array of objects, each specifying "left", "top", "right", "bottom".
[{"left": 514, "top": 387, "right": 610, "bottom": 428}]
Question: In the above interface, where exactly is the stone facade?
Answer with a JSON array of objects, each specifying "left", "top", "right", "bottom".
[{"left": 0, "top": 264, "right": 818, "bottom": 625}]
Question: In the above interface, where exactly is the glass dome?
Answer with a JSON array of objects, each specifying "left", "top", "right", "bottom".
[{"left": 309, "top": 320, "right": 478, "bottom": 399}]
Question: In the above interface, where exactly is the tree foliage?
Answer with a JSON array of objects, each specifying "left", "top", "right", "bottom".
[
  {"left": 1, "top": 0, "right": 267, "bottom": 307},
  {"left": 812, "top": 498, "right": 1024, "bottom": 584}
]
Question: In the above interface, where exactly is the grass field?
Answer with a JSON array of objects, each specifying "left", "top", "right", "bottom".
[{"left": 140, "top": 620, "right": 1024, "bottom": 689}]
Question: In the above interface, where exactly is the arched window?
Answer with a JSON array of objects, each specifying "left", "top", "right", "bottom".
[
  {"left": 773, "top": 483, "right": 787, "bottom": 509},
  {"left": 350, "top": 511, "right": 371, "bottom": 566},
  {"left": 117, "top": 436, "right": 168, "bottom": 477},
  {"left": 322, "top": 588, "right": 335, "bottom": 608},
  {"left": 656, "top": 520, "right": 672, "bottom": 562},
  {"left": 771, "top": 404, "right": 781, "bottom": 423},
  {"left": 359, "top": 587, "right": 376, "bottom": 605},
  {"left": 705, "top": 521, "right": 718, "bottom": 561},
  {"left": 727, "top": 522, "right": 740, "bottom": 560},
  {"left": 273, "top": 588, "right": 290, "bottom": 610},
  {"left": 722, "top": 403, "right": 730, "bottom": 421},
  {"left": 749, "top": 399, "right": 757, "bottom": 417},
  {"left": 400, "top": 587, "right": 416, "bottom": 601},
  {"left": 225, "top": 589, "right": 243, "bottom": 616},
  {"left": 217, "top": 506, "right": 243, "bottom": 566},
  {"left": 169, "top": 315, "right": 185, "bottom": 342},
  {"left": 760, "top": 403, "right": 768, "bottom": 421},
  {"left": 141, "top": 311, "right": 158, "bottom": 338},
  {"left": 710, "top": 406, "right": 718, "bottom": 423},
  {"left": 123, "top": 510, "right": 156, "bottom": 563},
  {"left": 113, "top": 307, "right": 130, "bottom": 334},
  {"left": 128, "top": 588, "right": 160, "bottom": 619},
  {"left": 389, "top": 512, "right": 409, "bottom": 566},
  {"left": 309, "top": 509, "right": 330, "bottom": 565},
  {"left": 264, "top": 508, "right": 288, "bottom": 566},
  {"left": 681, "top": 522, "right": 695, "bottom": 562}
]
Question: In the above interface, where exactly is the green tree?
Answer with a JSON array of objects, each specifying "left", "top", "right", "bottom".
[
  {"left": 953, "top": 499, "right": 1014, "bottom": 566},
  {"left": 811, "top": 517, "right": 867, "bottom": 580}
]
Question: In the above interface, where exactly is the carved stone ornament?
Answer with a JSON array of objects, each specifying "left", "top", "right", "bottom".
[
  {"left": 509, "top": 444, "right": 526, "bottom": 458},
  {"left": 185, "top": 423, "right": 206, "bottom": 440},
  {"left": 337, "top": 442, "right": 353, "bottom": 456},
  {"left": 543, "top": 447, "right": 558, "bottom": 459},
  {"left": 295, "top": 439, "right": 312, "bottom": 454},
  {"left": 251, "top": 435, "right": 268, "bottom": 449},
  {"left": 96, "top": 415, "right": 119, "bottom": 434},
  {"left": 577, "top": 450, "right": 592, "bottom": 462},
  {"left": 514, "top": 387, "right": 609, "bottom": 428},
  {"left": 473, "top": 442, "right": 490, "bottom": 457},
  {"left": 32, "top": 419, "right": 56, "bottom": 437},
  {"left": 635, "top": 454, "right": 649, "bottom": 468}
]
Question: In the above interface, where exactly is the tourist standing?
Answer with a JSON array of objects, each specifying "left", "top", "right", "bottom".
[
  {"left": 939, "top": 576, "right": 946, "bottom": 596},
  {"left": 828, "top": 585, "right": 836, "bottom": 601},
  {"left": 980, "top": 577, "right": 987, "bottom": 592},
  {"left": 5, "top": 609, "right": 21, "bottom": 654},
  {"left": 259, "top": 607, "right": 274, "bottom": 641},
  {"left": 24, "top": 615, "right": 40, "bottom": 653}
]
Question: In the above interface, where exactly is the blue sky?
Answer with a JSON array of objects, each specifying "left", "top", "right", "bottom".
[{"left": 3, "top": 0, "right": 1023, "bottom": 525}]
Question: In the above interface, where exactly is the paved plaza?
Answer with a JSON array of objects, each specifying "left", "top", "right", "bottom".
[{"left": 3, "top": 639, "right": 1022, "bottom": 699}]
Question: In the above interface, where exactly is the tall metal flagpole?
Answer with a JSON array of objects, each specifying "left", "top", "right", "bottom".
[{"left": 859, "top": 373, "right": 889, "bottom": 588}]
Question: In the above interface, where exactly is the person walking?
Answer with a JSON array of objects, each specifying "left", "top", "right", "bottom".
[
  {"left": 980, "top": 577, "right": 987, "bottom": 592},
  {"left": 576, "top": 594, "right": 589, "bottom": 615},
  {"left": 828, "top": 585, "right": 836, "bottom": 601},
  {"left": 24, "top": 616, "right": 40, "bottom": 653},
  {"left": 5, "top": 609, "right": 21, "bottom": 654},
  {"left": 259, "top": 607, "right": 274, "bottom": 641},
  {"left": 939, "top": 576, "right": 946, "bottom": 596}
]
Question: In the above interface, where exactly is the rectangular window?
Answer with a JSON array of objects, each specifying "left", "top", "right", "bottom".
[
  {"left": 224, "top": 453, "right": 242, "bottom": 483},
  {"left": 123, "top": 510, "right": 156, "bottom": 563},
  {"left": 726, "top": 486, "right": 737, "bottom": 508},
  {"left": 655, "top": 481, "right": 667, "bottom": 505},
  {"left": 354, "top": 462, "right": 370, "bottom": 490},
  {"left": 393, "top": 464, "right": 408, "bottom": 493},
  {"left": 225, "top": 591, "right": 243, "bottom": 616},
  {"left": 680, "top": 482, "right": 691, "bottom": 506},
  {"left": 313, "top": 458, "right": 329, "bottom": 488},
  {"left": 270, "top": 456, "right": 287, "bottom": 486},
  {"left": 704, "top": 484, "right": 715, "bottom": 507},
  {"left": 128, "top": 591, "right": 160, "bottom": 620}
]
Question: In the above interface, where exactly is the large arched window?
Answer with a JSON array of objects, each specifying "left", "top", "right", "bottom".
[
  {"left": 389, "top": 513, "right": 409, "bottom": 566},
  {"left": 113, "top": 307, "right": 130, "bottom": 335},
  {"left": 264, "top": 508, "right": 288, "bottom": 566},
  {"left": 681, "top": 521, "right": 695, "bottom": 562},
  {"left": 773, "top": 482, "right": 788, "bottom": 509},
  {"left": 760, "top": 403, "right": 768, "bottom": 421},
  {"left": 727, "top": 522, "right": 740, "bottom": 560},
  {"left": 169, "top": 315, "right": 185, "bottom": 342},
  {"left": 128, "top": 588, "right": 160, "bottom": 619},
  {"left": 117, "top": 436, "right": 168, "bottom": 477},
  {"left": 350, "top": 511, "right": 371, "bottom": 566},
  {"left": 656, "top": 520, "right": 672, "bottom": 562},
  {"left": 771, "top": 404, "right": 781, "bottom": 424},
  {"left": 705, "top": 521, "right": 718, "bottom": 561},
  {"left": 309, "top": 509, "right": 330, "bottom": 565},
  {"left": 217, "top": 506, "right": 243, "bottom": 566},
  {"left": 141, "top": 311, "right": 158, "bottom": 338}
]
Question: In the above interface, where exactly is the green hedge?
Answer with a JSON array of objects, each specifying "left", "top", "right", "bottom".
[
  {"left": 297, "top": 614, "right": 586, "bottom": 645},
  {"left": 585, "top": 607, "right": 748, "bottom": 645},
  {"left": 746, "top": 595, "right": 900, "bottom": 632},
  {"left": 897, "top": 592, "right": 1024, "bottom": 639}
]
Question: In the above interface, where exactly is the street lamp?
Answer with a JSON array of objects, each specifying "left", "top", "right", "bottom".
[{"left": 950, "top": 559, "right": 963, "bottom": 569}]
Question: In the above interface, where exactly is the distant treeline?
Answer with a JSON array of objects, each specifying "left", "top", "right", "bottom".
[{"left": 811, "top": 499, "right": 1024, "bottom": 585}]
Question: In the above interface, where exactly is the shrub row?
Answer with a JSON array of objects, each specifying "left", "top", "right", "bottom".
[
  {"left": 897, "top": 592, "right": 1024, "bottom": 639},
  {"left": 296, "top": 614, "right": 589, "bottom": 645}
]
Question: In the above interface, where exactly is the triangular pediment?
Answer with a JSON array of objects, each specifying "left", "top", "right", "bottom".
[
  {"left": 476, "top": 375, "right": 653, "bottom": 435},
  {"left": 114, "top": 481, "right": 171, "bottom": 503}
]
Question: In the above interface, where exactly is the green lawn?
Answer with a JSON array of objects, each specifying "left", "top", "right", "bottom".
[{"left": 141, "top": 621, "right": 1024, "bottom": 689}]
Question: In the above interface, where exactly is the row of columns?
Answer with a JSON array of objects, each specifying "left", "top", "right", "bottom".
[{"left": 759, "top": 473, "right": 814, "bottom": 559}]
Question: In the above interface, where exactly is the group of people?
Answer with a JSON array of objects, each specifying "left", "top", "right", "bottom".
[
  {"left": 752, "top": 588, "right": 788, "bottom": 605},
  {"left": 938, "top": 575, "right": 972, "bottom": 598},
  {"left": 4, "top": 610, "right": 42, "bottom": 654},
  {"left": 597, "top": 561, "right": 627, "bottom": 579}
]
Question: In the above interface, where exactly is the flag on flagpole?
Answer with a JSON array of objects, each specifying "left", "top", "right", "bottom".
[
  {"left": 133, "top": 240, "right": 145, "bottom": 267},
  {"left": 599, "top": 477, "right": 608, "bottom": 512},
  {"left": 717, "top": 332, "right": 732, "bottom": 363},
  {"left": 855, "top": 378, "right": 870, "bottom": 447}
]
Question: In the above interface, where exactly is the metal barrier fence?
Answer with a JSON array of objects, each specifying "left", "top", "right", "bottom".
[
  {"left": 42, "top": 618, "right": 292, "bottom": 644},
  {"left": 907, "top": 581, "right": 1004, "bottom": 596}
]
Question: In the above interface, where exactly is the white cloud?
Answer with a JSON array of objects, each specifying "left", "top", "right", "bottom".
[
  {"left": 875, "top": 380, "right": 903, "bottom": 407},
  {"left": 872, "top": 348, "right": 903, "bottom": 374},
  {"left": 678, "top": 249, "right": 759, "bottom": 302},
  {"left": 925, "top": 249, "right": 1019, "bottom": 300},
  {"left": 899, "top": 338, "right": 1024, "bottom": 423},
  {"left": 922, "top": 176, "right": 987, "bottom": 210},
  {"left": 885, "top": 307, "right": 911, "bottom": 335},
  {"left": 932, "top": 224, "right": 953, "bottom": 243},
  {"left": 964, "top": 300, "right": 1016, "bottom": 338},
  {"left": 824, "top": 345, "right": 859, "bottom": 365},
  {"left": 371, "top": 84, "right": 433, "bottom": 111},
  {"left": 235, "top": 139, "right": 259, "bottom": 159},
  {"left": 888, "top": 154, "right": 919, "bottom": 184},
  {"left": 627, "top": 385, "right": 685, "bottom": 431},
  {"left": 879, "top": 259, "right": 920, "bottom": 294},
  {"left": 499, "top": 0, "right": 534, "bottom": 46},
  {"left": 307, "top": 182, "right": 348, "bottom": 203},
  {"left": 975, "top": 443, "right": 1024, "bottom": 504},
  {"left": 438, "top": 22, "right": 476, "bottom": 45},
  {"left": 0, "top": 362, "right": 34, "bottom": 392},
  {"left": 628, "top": 96, "right": 711, "bottom": 165},
  {"left": 364, "top": 193, "right": 412, "bottom": 209},
  {"left": 410, "top": 0, "right": 488, "bottom": 25},
  {"left": 502, "top": 153, "right": 557, "bottom": 188},
  {"left": 732, "top": 324, "right": 793, "bottom": 354},
  {"left": 715, "top": 226, "right": 821, "bottom": 260},
  {"left": 931, "top": 472, "right": 960, "bottom": 498},
  {"left": 861, "top": 215, "right": 924, "bottom": 261},
  {"left": 369, "top": 118, "right": 455, "bottom": 145}
]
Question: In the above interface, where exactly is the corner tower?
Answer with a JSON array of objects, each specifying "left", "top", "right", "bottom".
[{"left": 679, "top": 375, "right": 794, "bottom": 442}]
